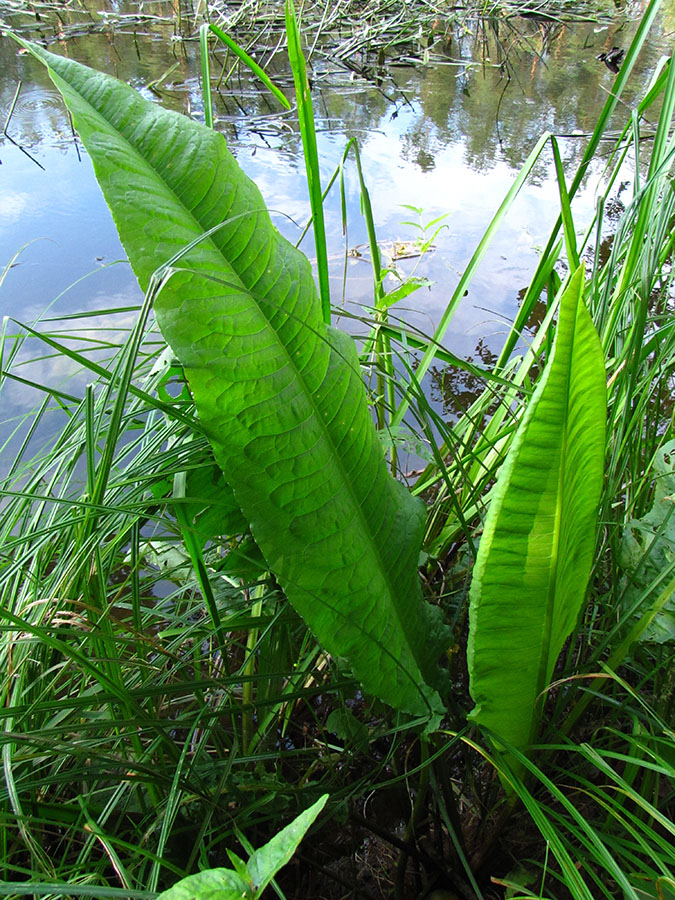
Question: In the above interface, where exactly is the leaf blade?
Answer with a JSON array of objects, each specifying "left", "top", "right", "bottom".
[
  {"left": 16, "top": 38, "right": 449, "bottom": 718},
  {"left": 155, "top": 868, "right": 251, "bottom": 900},
  {"left": 157, "top": 267, "right": 447, "bottom": 714},
  {"left": 467, "top": 265, "right": 606, "bottom": 751},
  {"left": 246, "top": 795, "right": 328, "bottom": 894}
]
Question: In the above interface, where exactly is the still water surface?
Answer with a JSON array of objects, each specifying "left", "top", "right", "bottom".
[{"left": 0, "top": 0, "right": 672, "bottom": 418}]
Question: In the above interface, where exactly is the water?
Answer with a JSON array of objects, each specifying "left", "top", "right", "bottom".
[{"left": 0, "top": 0, "right": 672, "bottom": 420}]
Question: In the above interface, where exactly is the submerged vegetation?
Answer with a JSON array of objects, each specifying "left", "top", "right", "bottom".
[{"left": 0, "top": 0, "right": 674, "bottom": 898}]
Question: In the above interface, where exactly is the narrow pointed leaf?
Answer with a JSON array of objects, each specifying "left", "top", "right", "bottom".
[
  {"left": 467, "top": 265, "right": 606, "bottom": 751},
  {"left": 14, "top": 38, "right": 449, "bottom": 718},
  {"left": 246, "top": 794, "right": 328, "bottom": 895},
  {"left": 205, "top": 23, "right": 291, "bottom": 112}
]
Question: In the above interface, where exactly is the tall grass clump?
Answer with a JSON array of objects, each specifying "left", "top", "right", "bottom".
[
  {"left": 0, "top": 306, "right": 351, "bottom": 896},
  {"left": 1, "top": 2, "right": 674, "bottom": 898}
]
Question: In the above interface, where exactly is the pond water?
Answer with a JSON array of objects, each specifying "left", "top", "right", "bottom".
[{"left": 0, "top": 0, "right": 673, "bottom": 422}]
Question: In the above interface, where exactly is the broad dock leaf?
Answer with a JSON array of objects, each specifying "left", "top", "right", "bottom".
[
  {"left": 15, "top": 39, "right": 449, "bottom": 718},
  {"left": 467, "top": 265, "right": 606, "bottom": 752}
]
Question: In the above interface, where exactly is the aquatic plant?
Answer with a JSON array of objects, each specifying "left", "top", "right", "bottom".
[{"left": 0, "top": 1, "right": 673, "bottom": 896}]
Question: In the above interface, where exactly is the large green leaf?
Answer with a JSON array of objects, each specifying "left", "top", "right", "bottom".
[
  {"left": 15, "top": 38, "right": 449, "bottom": 718},
  {"left": 467, "top": 265, "right": 606, "bottom": 752}
]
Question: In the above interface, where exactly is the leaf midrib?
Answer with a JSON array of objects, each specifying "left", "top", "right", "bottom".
[
  {"left": 196, "top": 275, "right": 417, "bottom": 661},
  {"left": 534, "top": 285, "right": 579, "bottom": 731}
]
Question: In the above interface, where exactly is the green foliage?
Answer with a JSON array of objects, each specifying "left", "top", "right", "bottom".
[
  {"left": 619, "top": 440, "right": 675, "bottom": 644},
  {"left": 11, "top": 35, "right": 449, "bottom": 719},
  {"left": 156, "top": 795, "right": 327, "bottom": 900},
  {"left": 1, "top": 5, "right": 674, "bottom": 898},
  {"left": 157, "top": 869, "right": 250, "bottom": 900},
  {"left": 467, "top": 266, "right": 606, "bottom": 753},
  {"left": 245, "top": 794, "right": 327, "bottom": 894},
  {"left": 285, "top": 0, "right": 331, "bottom": 323}
]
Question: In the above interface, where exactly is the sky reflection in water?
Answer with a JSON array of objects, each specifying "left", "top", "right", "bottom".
[{"left": 0, "top": 0, "right": 671, "bottom": 418}]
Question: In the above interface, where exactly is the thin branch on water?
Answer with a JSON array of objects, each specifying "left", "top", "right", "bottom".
[{"left": 2, "top": 81, "right": 46, "bottom": 170}]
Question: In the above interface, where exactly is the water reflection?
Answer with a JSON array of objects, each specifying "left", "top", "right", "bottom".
[
  {"left": 429, "top": 337, "right": 498, "bottom": 419},
  {"left": 0, "top": 0, "right": 671, "bottom": 395}
]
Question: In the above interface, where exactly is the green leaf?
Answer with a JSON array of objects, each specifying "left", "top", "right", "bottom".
[
  {"left": 246, "top": 795, "right": 328, "bottom": 895},
  {"left": 15, "top": 38, "right": 449, "bottom": 719},
  {"left": 155, "top": 868, "right": 252, "bottom": 900},
  {"left": 619, "top": 439, "right": 675, "bottom": 644},
  {"left": 204, "top": 24, "right": 291, "bottom": 113},
  {"left": 158, "top": 268, "right": 447, "bottom": 717},
  {"left": 467, "top": 265, "right": 606, "bottom": 753},
  {"left": 154, "top": 796, "right": 328, "bottom": 900},
  {"left": 382, "top": 275, "right": 432, "bottom": 309},
  {"left": 326, "top": 707, "right": 370, "bottom": 750},
  {"left": 179, "top": 457, "right": 248, "bottom": 545},
  {"left": 226, "top": 851, "right": 251, "bottom": 884}
]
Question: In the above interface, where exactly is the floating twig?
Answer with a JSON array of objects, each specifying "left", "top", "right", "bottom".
[{"left": 2, "top": 80, "right": 46, "bottom": 170}]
